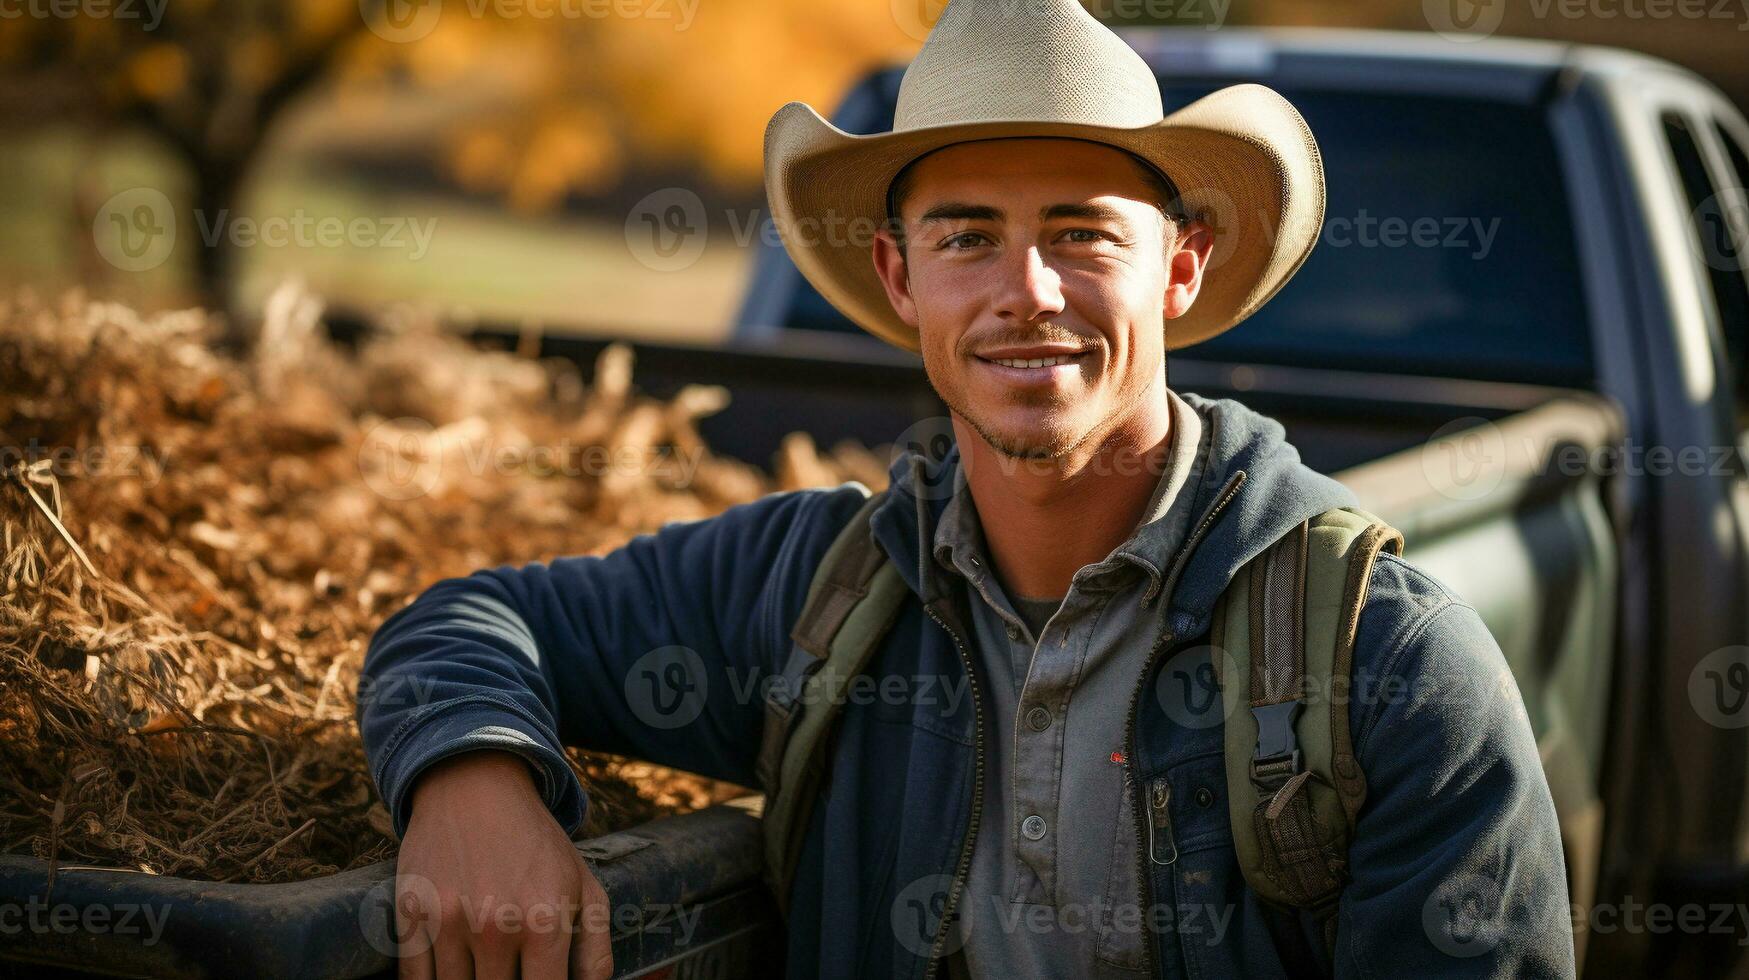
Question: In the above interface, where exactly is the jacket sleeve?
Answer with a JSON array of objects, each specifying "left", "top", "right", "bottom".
[
  {"left": 357, "top": 483, "right": 872, "bottom": 838},
  {"left": 1335, "top": 555, "right": 1577, "bottom": 978}
]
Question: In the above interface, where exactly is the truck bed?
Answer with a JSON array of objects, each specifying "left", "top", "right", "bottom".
[{"left": 2, "top": 318, "right": 1618, "bottom": 979}]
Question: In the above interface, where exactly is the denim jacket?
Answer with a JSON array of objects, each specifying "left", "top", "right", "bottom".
[{"left": 359, "top": 391, "right": 1576, "bottom": 979}]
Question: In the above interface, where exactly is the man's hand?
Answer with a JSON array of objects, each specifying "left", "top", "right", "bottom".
[{"left": 393, "top": 750, "right": 614, "bottom": 980}]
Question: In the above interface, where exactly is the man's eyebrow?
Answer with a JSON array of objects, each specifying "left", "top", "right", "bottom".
[
  {"left": 1041, "top": 201, "right": 1132, "bottom": 226},
  {"left": 915, "top": 203, "right": 1002, "bottom": 226},
  {"left": 912, "top": 201, "right": 1136, "bottom": 228}
]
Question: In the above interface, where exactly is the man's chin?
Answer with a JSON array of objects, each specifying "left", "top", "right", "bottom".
[{"left": 964, "top": 415, "right": 1083, "bottom": 462}]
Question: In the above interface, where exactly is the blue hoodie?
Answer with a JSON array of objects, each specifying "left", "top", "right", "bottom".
[{"left": 359, "top": 391, "right": 1575, "bottom": 978}]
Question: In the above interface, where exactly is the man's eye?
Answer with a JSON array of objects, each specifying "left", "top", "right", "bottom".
[
  {"left": 941, "top": 232, "right": 988, "bottom": 250},
  {"left": 1061, "top": 228, "right": 1110, "bottom": 244}
]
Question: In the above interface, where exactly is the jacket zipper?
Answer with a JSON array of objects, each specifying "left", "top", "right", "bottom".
[
  {"left": 922, "top": 598, "right": 985, "bottom": 980},
  {"left": 1147, "top": 777, "right": 1178, "bottom": 865},
  {"left": 1120, "top": 471, "right": 1246, "bottom": 978}
]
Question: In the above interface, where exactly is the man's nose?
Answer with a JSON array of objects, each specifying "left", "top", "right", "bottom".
[{"left": 991, "top": 245, "right": 1064, "bottom": 324}]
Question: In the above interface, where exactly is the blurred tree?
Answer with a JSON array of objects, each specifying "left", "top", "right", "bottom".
[
  {"left": 0, "top": 0, "right": 915, "bottom": 319},
  {"left": 0, "top": 0, "right": 397, "bottom": 315}
]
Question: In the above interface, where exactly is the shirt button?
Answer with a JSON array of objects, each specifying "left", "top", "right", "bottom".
[
  {"left": 1021, "top": 814, "right": 1047, "bottom": 840},
  {"left": 1025, "top": 706, "right": 1052, "bottom": 732},
  {"left": 1195, "top": 787, "right": 1216, "bottom": 808},
  {"left": 1005, "top": 624, "right": 1020, "bottom": 641}
]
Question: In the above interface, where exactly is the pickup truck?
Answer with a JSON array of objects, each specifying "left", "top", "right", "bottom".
[{"left": 5, "top": 26, "right": 1749, "bottom": 980}]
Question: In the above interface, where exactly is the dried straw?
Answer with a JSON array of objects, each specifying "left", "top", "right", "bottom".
[{"left": 0, "top": 285, "right": 887, "bottom": 883}]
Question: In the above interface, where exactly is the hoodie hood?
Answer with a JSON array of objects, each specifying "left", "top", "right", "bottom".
[{"left": 867, "top": 391, "right": 1359, "bottom": 639}]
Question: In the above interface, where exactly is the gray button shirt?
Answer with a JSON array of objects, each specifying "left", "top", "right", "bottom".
[{"left": 933, "top": 389, "right": 1208, "bottom": 977}]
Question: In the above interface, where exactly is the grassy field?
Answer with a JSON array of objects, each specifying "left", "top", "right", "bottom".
[{"left": 0, "top": 128, "right": 749, "bottom": 344}]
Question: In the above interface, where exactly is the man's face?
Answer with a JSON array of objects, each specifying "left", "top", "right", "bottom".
[{"left": 872, "top": 138, "right": 1211, "bottom": 460}]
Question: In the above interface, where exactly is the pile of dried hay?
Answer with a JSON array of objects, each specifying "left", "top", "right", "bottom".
[{"left": 0, "top": 286, "right": 889, "bottom": 883}]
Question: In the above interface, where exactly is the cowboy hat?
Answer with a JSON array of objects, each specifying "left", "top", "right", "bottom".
[{"left": 761, "top": 0, "right": 1325, "bottom": 352}]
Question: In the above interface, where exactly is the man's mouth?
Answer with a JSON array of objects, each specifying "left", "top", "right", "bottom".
[
  {"left": 969, "top": 346, "right": 1094, "bottom": 389},
  {"left": 986, "top": 354, "right": 1080, "bottom": 369}
]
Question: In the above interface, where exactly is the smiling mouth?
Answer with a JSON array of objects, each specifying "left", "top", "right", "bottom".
[
  {"left": 973, "top": 346, "right": 1094, "bottom": 371},
  {"left": 985, "top": 354, "right": 1080, "bottom": 369}
]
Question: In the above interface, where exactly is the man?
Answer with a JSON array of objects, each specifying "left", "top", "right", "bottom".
[{"left": 359, "top": 0, "right": 1575, "bottom": 977}]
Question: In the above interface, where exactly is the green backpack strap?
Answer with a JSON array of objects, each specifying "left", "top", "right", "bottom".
[
  {"left": 756, "top": 489, "right": 907, "bottom": 916},
  {"left": 1211, "top": 507, "right": 1404, "bottom": 949}
]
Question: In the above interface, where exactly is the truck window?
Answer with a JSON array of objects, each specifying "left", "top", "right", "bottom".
[
  {"left": 1177, "top": 88, "right": 1592, "bottom": 388},
  {"left": 1664, "top": 113, "right": 1749, "bottom": 424},
  {"left": 1709, "top": 120, "right": 1749, "bottom": 426},
  {"left": 769, "top": 87, "right": 1595, "bottom": 388}
]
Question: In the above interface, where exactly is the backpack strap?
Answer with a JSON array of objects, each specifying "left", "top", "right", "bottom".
[
  {"left": 1211, "top": 507, "right": 1404, "bottom": 953},
  {"left": 757, "top": 489, "right": 907, "bottom": 916}
]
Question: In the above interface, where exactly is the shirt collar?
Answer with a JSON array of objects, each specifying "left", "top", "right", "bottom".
[{"left": 930, "top": 388, "right": 1208, "bottom": 602}]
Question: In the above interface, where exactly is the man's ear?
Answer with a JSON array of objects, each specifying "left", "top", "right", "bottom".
[
  {"left": 1162, "top": 218, "right": 1214, "bottom": 321},
  {"left": 872, "top": 225, "right": 920, "bottom": 328}
]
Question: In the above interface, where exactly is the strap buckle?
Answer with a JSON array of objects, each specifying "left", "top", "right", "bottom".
[{"left": 1249, "top": 699, "right": 1304, "bottom": 792}]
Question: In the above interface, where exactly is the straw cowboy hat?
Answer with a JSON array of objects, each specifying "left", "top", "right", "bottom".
[{"left": 762, "top": 0, "right": 1325, "bottom": 352}]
